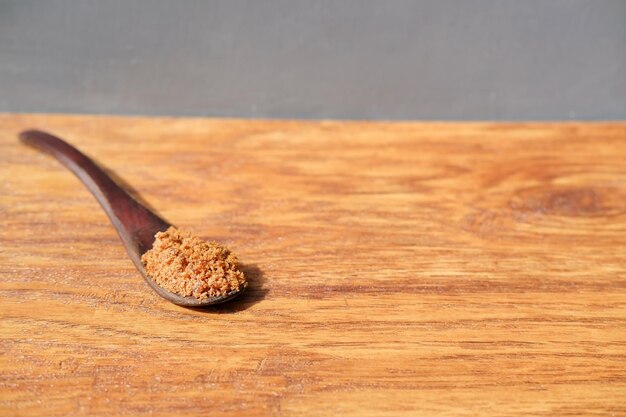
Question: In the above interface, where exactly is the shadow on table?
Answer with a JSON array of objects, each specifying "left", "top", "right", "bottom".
[
  {"left": 186, "top": 263, "right": 268, "bottom": 314},
  {"left": 101, "top": 164, "right": 168, "bottom": 219}
]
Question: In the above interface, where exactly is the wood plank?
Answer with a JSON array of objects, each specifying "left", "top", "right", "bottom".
[{"left": 1, "top": 114, "right": 625, "bottom": 416}]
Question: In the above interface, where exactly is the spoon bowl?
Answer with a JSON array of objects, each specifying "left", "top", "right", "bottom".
[{"left": 20, "top": 129, "right": 245, "bottom": 307}]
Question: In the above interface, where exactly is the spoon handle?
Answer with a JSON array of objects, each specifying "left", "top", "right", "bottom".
[{"left": 19, "top": 130, "right": 170, "bottom": 260}]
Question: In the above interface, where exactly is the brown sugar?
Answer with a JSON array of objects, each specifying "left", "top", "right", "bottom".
[{"left": 141, "top": 227, "right": 247, "bottom": 300}]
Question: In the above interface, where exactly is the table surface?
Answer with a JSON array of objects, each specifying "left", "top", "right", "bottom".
[{"left": 1, "top": 114, "right": 625, "bottom": 416}]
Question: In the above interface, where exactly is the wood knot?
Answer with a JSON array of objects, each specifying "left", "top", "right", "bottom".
[
  {"left": 461, "top": 209, "right": 509, "bottom": 236},
  {"left": 510, "top": 186, "right": 607, "bottom": 217}
]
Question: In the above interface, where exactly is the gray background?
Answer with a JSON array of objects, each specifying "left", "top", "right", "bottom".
[{"left": 1, "top": 0, "right": 625, "bottom": 120}]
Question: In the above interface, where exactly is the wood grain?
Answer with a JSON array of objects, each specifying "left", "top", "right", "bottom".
[{"left": 1, "top": 114, "right": 625, "bottom": 416}]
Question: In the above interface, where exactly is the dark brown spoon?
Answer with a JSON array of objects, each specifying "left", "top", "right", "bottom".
[{"left": 19, "top": 130, "right": 244, "bottom": 307}]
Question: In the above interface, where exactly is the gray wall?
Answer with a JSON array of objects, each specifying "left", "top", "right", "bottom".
[{"left": 1, "top": 0, "right": 625, "bottom": 120}]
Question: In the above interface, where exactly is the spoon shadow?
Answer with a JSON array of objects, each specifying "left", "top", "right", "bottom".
[
  {"left": 184, "top": 263, "right": 268, "bottom": 313},
  {"left": 99, "top": 164, "right": 167, "bottom": 220}
]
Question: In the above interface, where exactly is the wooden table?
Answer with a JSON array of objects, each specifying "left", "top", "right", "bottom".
[{"left": 1, "top": 114, "right": 625, "bottom": 416}]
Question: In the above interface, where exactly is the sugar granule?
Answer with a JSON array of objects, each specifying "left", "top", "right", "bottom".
[{"left": 141, "top": 227, "right": 247, "bottom": 300}]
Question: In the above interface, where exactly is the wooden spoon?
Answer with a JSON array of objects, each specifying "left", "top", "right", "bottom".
[{"left": 19, "top": 130, "right": 244, "bottom": 307}]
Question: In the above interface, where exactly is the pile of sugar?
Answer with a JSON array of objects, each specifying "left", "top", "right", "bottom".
[{"left": 141, "top": 227, "right": 247, "bottom": 300}]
